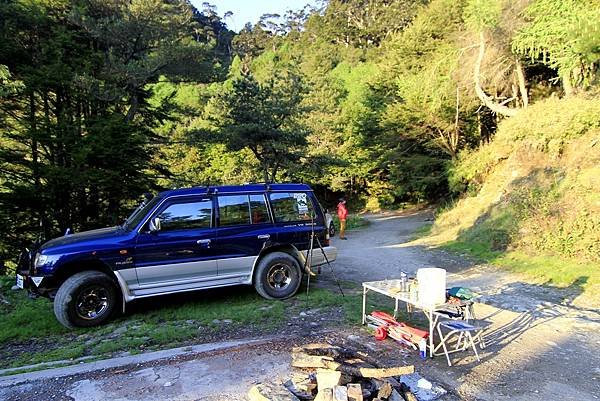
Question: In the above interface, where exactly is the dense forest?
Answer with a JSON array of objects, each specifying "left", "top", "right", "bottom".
[{"left": 0, "top": 0, "right": 599, "bottom": 271}]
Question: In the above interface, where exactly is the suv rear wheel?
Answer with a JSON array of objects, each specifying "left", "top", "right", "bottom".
[
  {"left": 254, "top": 252, "right": 301, "bottom": 300},
  {"left": 53, "top": 271, "right": 118, "bottom": 328}
]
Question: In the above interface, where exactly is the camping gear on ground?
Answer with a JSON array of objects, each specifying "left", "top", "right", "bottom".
[
  {"left": 367, "top": 311, "right": 429, "bottom": 352},
  {"left": 362, "top": 277, "right": 479, "bottom": 360},
  {"left": 416, "top": 268, "right": 446, "bottom": 306},
  {"left": 447, "top": 286, "right": 477, "bottom": 300},
  {"left": 434, "top": 320, "right": 486, "bottom": 366}
]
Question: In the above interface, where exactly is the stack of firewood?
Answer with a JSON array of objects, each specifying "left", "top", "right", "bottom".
[{"left": 248, "top": 343, "right": 419, "bottom": 401}]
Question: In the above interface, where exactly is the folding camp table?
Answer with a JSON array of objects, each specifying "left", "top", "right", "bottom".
[{"left": 361, "top": 279, "right": 475, "bottom": 358}]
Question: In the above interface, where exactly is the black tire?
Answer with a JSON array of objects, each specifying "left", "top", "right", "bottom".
[
  {"left": 53, "top": 271, "right": 118, "bottom": 329},
  {"left": 254, "top": 252, "right": 301, "bottom": 300},
  {"left": 329, "top": 222, "right": 336, "bottom": 237}
]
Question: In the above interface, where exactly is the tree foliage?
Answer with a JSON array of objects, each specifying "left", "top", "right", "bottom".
[
  {"left": 209, "top": 61, "right": 307, "bottom": 182},
  {"left": 0, "top": 0, "right": 224, "bottom": 262},
  {"left": 512, "top": 0, "right": 600, "bottom": 94},
  {"left": 1, "top": 0, "right": 599, "bottom": 268}
]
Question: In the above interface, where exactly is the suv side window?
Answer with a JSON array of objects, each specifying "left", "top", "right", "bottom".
[
  {"left": 269, "top": 192, "right": 314, "bottom": 223},
  {"left": 157, "top": 199, "right": 212, "bottom": 231},
  {"left": 218, "top": 195, "right": 251, "bottom": 226},
  {"left": 249, "top": 194, "right": 271, "bottom": 224}
]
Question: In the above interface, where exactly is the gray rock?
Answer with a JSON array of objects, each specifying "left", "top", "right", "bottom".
[
  {"left": 212, "top": 319, "right": 221, "bottom": 324},
  {"left": 399, "top": 373, "right": 446, "bottom": 401},
  {"left": 110, "top": 326, "right": 127, "bottom": 337},
  {"left": 222, "top": 319, "right": 233, "bottom": 324}
]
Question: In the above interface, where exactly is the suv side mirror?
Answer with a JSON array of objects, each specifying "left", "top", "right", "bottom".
[{"left": 148, "top": 217, "right": 161, "bottom": 233}]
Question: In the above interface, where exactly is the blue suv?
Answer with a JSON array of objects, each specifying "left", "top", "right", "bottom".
[{"left": 16, "top": 184, "right": 337, "bottom": 328}]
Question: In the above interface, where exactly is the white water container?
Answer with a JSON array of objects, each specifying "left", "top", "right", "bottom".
[{"left": 417, "top": 268, "right": 447, "bottom": 306}]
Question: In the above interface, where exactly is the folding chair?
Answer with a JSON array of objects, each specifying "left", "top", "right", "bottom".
[{"left": 434, "top": 320, "right": 485, "bottom": 366}]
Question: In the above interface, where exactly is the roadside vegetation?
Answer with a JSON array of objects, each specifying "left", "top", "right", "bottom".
[
  {"left": 3, "top": 0, "right": 598, "bottom": 270},
  {"left": 0, "top": 276, "right": 366, "bottom": 372},
  {"left": 332, "top": 214, "right": 370, "bottom": 233},
  {"left": 420, "top": 98, "right": 600, "bottom": 306}
]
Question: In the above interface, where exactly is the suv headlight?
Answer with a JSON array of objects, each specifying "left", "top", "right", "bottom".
[{"left": 34, "top": 253, "right": 56, "bottom": 267}]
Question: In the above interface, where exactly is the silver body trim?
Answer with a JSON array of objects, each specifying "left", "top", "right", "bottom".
[
  {"left": 113, "top": 270, "right": 136, "bottom": 303},
  {"left": 114, "top": 247, "right": 337, "bottom": 303},
  {"left": 135, "top": 259, "right": 217, "bottom": 287},
  {"left": 218, "top": 255, "right": 257, "bottom": 277},
  {"left": 131, "top": 272, "right": 250, "bottom": 298},
  {"left": 301, "top": 246, "right": 338, "bottom": 267}
]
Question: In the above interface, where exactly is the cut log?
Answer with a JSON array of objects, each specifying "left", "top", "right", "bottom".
[
  {"left": 284, "top": 379, "right": 315, "bottom": 401},
  {"left": 320, "top": 360, "right": 414, "bottom": 379},
  {"left": 293, "top": 351, "right": 413, "bottom": 379},
  {"left": 292, "top": 353, "right": 335, "bottom": 368},
  {"left": 290, "top": 371, "right": 317, "bottom": 392},
  {"left": 316, "top": 369, "right": 343, "bottom": 390},
  {"left": 333, "top": 386, "right": 349, "bottom": 401},
  {"left": 347, "top": 383, "right": 363, "bottom": 401},
  {"left": 315, "top": 387, "right": 334, "bottom": 401},
  {"left": 376, "top": 381, "right": 393, "bottom": 399},
  {"left": 295, "top": 344, "right": 382, "bottom": 368},
  {"left": 248, "top": 383, "right": 301, "bottom": 401},
  {"left": 399, "top": 383, "right": 418, "bottom": 401}
]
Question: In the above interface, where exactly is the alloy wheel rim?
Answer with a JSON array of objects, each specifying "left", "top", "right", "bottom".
[
  {"left": 267, "top": 263, "right": 292, "bottom": 290},
  {"left": 76, "top": 286, "right": 109, "bottom": 320}
]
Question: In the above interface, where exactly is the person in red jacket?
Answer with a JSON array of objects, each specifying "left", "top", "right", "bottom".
[{"left": 337, "top": 198, "right": 348, "bottom": 240}]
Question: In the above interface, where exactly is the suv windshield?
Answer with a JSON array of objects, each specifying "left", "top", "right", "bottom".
[{"left": 122, "top": 195, "right": 162, "bottom": 231}]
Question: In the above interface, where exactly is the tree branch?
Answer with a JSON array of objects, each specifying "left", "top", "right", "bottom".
[{"left": 474, "top": 32, "right": 519, "bottom": 117}]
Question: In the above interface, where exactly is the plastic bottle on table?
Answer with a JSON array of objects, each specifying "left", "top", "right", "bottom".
[
  {"left": 400, "top": 272, "right": 407, "bottom": 292},
  {"left": 419, "top": 338, "right": 427, "bottom": 359}
]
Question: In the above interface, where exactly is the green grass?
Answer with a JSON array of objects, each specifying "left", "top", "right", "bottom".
[
  {"left": 410, "top": 222, "right": 433, "bottom": 240},
  {"left": 0, "top": 276, "right": 364, "bottom": 372}
]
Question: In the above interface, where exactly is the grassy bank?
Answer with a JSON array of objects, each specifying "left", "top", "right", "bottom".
[
  {"left": 0, "top": 275, "right": 369, "bottom": 372},
  {"left": 420, "top": 97, "right": 600, "bottom": 307}
]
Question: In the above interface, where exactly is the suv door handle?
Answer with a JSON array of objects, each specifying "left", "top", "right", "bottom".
[
  {"left": 196, "top": 239, "right": 211, "bottom": 248},
  {"left": 257, "top": 234, "right": 270, "bottom": 240}
]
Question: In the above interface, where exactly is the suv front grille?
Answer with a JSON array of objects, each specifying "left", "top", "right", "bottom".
[{"left": 16, "top": 248, "right": 34, "bottom": 275}]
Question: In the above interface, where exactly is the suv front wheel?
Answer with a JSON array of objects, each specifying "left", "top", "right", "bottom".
[
  {"left": 53, "top": 271, "right": 118, "bottom": 328},
  {"left": 254, "top": 252, "right": 301, "bottom": 300}
]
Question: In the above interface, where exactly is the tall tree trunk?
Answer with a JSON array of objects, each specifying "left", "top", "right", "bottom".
[
  {"left": 452, "top": 86, "right": 460, "bottom": 157},
  {"left": 474, "top": 32, "right": 519, "bottom": 117},
  {"left": 562, "top": 73, "right": 575, "bottom": 97},
  {"left": 29, "top": 92, "right": 43, "bottom": 226},
  {"left": 515, "top": 58, "right": 528, "bottom": 108}
]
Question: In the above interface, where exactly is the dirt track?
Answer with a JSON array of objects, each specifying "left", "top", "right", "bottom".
[
  {"left": 2, "top": 210, "right": 599, "bottom": 400},
  {"left": 334, "top": 210, "right": 600, "bottom": 401}
]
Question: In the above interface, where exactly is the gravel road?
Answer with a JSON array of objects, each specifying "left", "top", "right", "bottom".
[{"left": 2, "top": 210, "right": 599, "bottom": 401}]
